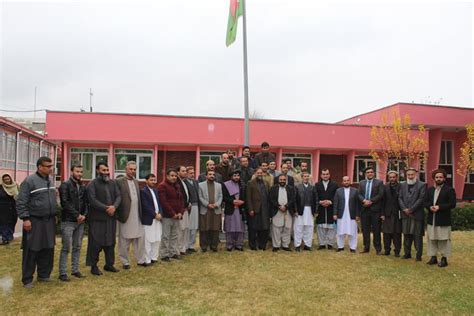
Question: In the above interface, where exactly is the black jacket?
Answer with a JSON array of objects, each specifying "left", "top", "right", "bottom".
[
  {"left": 16, "top": 172, "right": 57, "bottom": 220},
  {"left": 424, "top": 185, "right": 456, "bottom": 226},
  {"left": 295, "top": 183, "right": 317, "bottom": 216},
  {"left": 222, "top": 181, "right": 246, "bottom": 215},
  {"left": 315, "top": 180, "right": 338, "bottom": 224},
  {"left": 382, "top": 183, "right": 400, "bottom": 217},
  {"left": 269, "top": 185, "right": 296, "bottom": 217},
  {"left": 59, "top": 177, "right": 88, "bottom": 222}
]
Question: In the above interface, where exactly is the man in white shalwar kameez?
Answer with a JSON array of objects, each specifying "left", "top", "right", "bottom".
[
  {"left": 140, "top": 174, "right": 162, "bottom": 265},
  {"left": 333, "top": 176, "right": 360, "bottom": 252}
]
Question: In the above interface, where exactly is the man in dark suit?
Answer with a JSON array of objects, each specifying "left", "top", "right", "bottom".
[
  {"left": 358, "top": 166, "right": 384, "bottom": 254},
  {"left": 381, "top": 171, "right": 402, "bottom": 257},
  {"left": 333, "top": 176, "right": 360, "bottom": 252},
  {"left": 176, "top": 166, "right": 192, "bottom": 256},
  {"left": 246, "top": 167, "right": 271, "bottom": 250},
  {"left": 424, "top": 169, "right": 456, "bottom": 268},
  {"left": 140, "top": 173, "right": 162, "bottom": 265},
  {"left": 269, "top": 174, "right": 296, "bottom": 252},
  {"left": 315, "top": 168, "right": 338, "bottom": 250},
  {"left": 398, "top": 167, "right": 426, "bottom": 261}
]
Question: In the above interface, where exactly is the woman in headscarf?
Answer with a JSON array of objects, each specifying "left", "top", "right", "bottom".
[{"left": 0, "top": 173, "right": 19, "bottom": 244}]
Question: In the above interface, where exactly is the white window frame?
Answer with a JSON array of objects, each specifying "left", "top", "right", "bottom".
[
  {"left": 0, "top": 131, "right": 16, "bottom": 169},
  {"left": 354, "top": 156, "right": 377, "bottom": 183},
  {"left": 114, "top": 149, "right": 153, "bottom": 181},
  {"left": 282, "top": 153, "right": 312, "bottom": 173},
  {"left": 70, "top": 148, "right": 109, "bottom": 180}
]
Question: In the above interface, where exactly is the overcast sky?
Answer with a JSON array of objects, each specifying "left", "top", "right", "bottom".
[{"left": 1, "top": 0, "right": 472, "bottom": 123}]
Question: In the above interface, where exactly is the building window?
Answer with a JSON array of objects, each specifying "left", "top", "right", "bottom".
[
  {"left": 438, "top": 140, "right": 454, "bottom": 187},
  {"left": 200, "top": 151, "right": 222, "bottom": 174},
  {"left": 70, "top": 148, "right": 109, "bottom": 180},
  {"left": 18, "top": 138, "right": 30, "bottom": 171},
  {"left": 282, "top": 153, "right": 312, "bottom": 173},
  {"left": 28, "top": 141, "right": 40, "bottom": 171},
  {"left": 353, "top": 156, "right": 377, "bottom": 183},
  {"left": 0, "top": 131, "right": 16, "bottom": 169},
  {"left": 387, "top": 159, "right": 408, "bottom": 182},
  {"left": 114, "top": 149, "right": 153, "bottom": 180}
]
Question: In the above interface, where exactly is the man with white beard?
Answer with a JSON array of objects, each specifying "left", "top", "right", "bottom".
[{"left": 398, "top": 168, "right": 426, "bottom": 261}]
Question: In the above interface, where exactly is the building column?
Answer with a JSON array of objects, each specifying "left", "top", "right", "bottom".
[
  {"left": 153, "top": 144, "right": 159, "bottom": 176},
  {"left": 108, "top": 143, "right": 114, "bottom": 179},
  {"left": 63, "top": 142, "right": 69, "bottom": 181},
  {"left": 195, "top": 145, "right": 201, "bottom": 179},
  {"left": 346, "top": 150, "right": 356, "bottom": 182},
  {"left": 162, "top": 146, "right": 167, "bottom": 180},
  {"left": 276, "top": 148, "right": 283, "bottom": 171},
  {"left": 427, "top": 129, "right": 442, "bottom": 187},
  {"left": 453, "top": 131, "right": 467, "bottom": 199},
  {"left": 312, "top": 149, "right": 320, "bottom": 183}
]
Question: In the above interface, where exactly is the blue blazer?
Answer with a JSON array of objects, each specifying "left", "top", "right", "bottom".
[{"left": 140, "top": 186, "right": 162, "bottom": 225}]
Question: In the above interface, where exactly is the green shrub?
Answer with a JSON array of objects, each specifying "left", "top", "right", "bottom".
[{"left": 452, "top": 203, "right": 474, "bottom": 231}]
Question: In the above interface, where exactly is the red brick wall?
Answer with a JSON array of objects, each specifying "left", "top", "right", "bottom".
[{"left": 161, "top": 151, "right": 196, "bottom": 182}]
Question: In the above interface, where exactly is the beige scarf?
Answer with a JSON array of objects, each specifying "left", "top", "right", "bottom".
[{"left": 1, "top": 174, "right": 19, "bottom": 198}]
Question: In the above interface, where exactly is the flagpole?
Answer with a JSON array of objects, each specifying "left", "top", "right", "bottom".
[{"left": 242, "top": 0, "right": 250, "bottom": 146}]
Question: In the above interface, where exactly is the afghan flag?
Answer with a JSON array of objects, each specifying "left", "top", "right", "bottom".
[{"left": 226, "top": 0, "right": 244, "bottom": 47}]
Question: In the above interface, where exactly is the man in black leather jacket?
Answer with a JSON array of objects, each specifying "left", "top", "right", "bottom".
[{"left": 58, "top": 164, "right": 88, "bottom": 281}]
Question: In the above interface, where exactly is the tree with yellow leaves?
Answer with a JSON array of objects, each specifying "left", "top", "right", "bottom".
[
  {"left": 457, "top": 124, "right": 474, "bottom": 177},
  {"left": 369, "top": 110, "right": 428, "bottom": 171}
]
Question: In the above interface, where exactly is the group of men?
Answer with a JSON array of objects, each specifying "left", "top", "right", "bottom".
[{"left": 14, "top": 141, "right": 456, "bottom": 288}]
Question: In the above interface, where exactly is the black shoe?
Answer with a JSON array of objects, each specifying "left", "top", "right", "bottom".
[
  {"left": 161, "top": 257, "right": 171, "bottom": 262},
  {"left": 201, "top": 248, "right": 208, "bottom": 253},
  {"left": 210, "top": 248, "right": 218, "bottom": 252},
  {"left": 227, "top": 248, "right": 233, "bottom": 252},
  {"left": 151, "top": 260, "right": 158, "bottom": 264},
  {"left": 295, "top": 246, "right": 301, "bottom": 252},
  {"left": 416, "top": 256, "right": 422, "bottom": 262},
  {"left": 402, "top": 254, "right": 412, "bottom": 259},
  {"left": 59, "top": 275, "right": 70, "bottom": 282},
  {"left": 71, "top": 272, "right": 85, "bottom": 278},
  {"left": 272, "top": 247, "right": 280, "bottom": 252},
  {"left": 137, "top": 263, "right": 148, "bottom": 267},
  {"left": 91, "top": 266, "right": 103, "bottom": 276},
  {"left": 318, "top": 245, "right": 325, "bottom": 250},
  {"left": 104, "top": 266, "right": 120, "bottom": 273},
  {"left": 186, "top": 249, "right": 196, "bottom": 254},
  {"left": 384, "top": 251, "right": 391, "bottom": 256},
  {"left": 427, "top": 256, "right": 438, "bottom": 265},
  {"left": 350, "top": 249, "right": 356, "bottom": 253},
  {"left": 235, "top": 247, "right": 244, "bottom": 251},
  {"left": 303, "top": 246, "right": 312, "bottom": 251},
  {"left": 438, "top": 257, "right": 448, "bottom": 268},
  {"left": 250, "top": 247, "right": 257, "bottom": 251},
  {"left": 327, "top": 245, "right": 333, "bottom": 250},
  {"left": 122, "top": 264, "right": 131, "bottom": 270},
  {"left": 171, "top": 254, "right": 182, "bottom": 260},
  {"left": 337, "top": 248, "right": 344, "bottom": 252},
  {"left": 1, "top": 240, "right": 9, "bottom": 245},
  {"left": 361, "top": 249, "right": 370, "bottom": 253},
  {"left": 282, "top": 247, "right": 292, "bottom": 252},
  {"left": 37, "top": 277, "right": 52, "bottom": 282},
  {"left": 23, "top": 282, "right": 34, "bottom": 289},
  {"left": 394, "top": 253, "right": 401, "bottom": 258},
  {"left": 180, "top": 252, "right": 187, "bottom": 256}
]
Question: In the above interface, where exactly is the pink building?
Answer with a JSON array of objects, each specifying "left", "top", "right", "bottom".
[
  {"left": 0, "top": 117, "right": 56, "bottom": 183},
  {"left": 31, "top": 103, "right": 474, "bottom": 200}
]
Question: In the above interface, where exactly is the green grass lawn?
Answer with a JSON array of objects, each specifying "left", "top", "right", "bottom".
[{"left": 1, "top": 232, "right": 473, "bottom": 315}]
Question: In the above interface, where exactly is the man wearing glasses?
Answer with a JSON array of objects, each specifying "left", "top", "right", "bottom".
[{"left": 16, "top": 157, "right": 58, "bottom": 289}]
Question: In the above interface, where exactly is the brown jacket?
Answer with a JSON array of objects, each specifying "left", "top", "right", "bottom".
[
  {"left": 246, "top": 178, "right": 270, "bottom": 214},
  {"left": 116, "top": 177, "right": 142, "bottom": 223}
]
